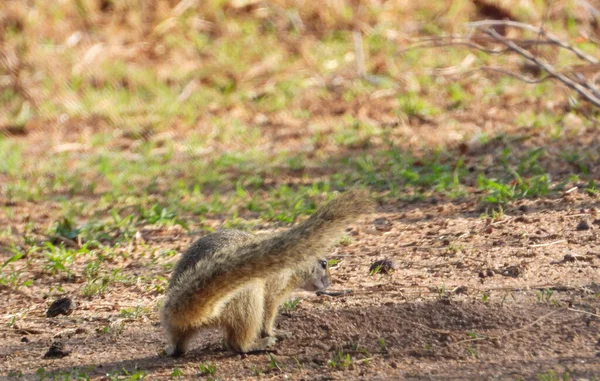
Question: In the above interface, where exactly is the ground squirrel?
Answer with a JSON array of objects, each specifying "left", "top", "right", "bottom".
[{"left": 160, "top": 190, "right": 374, "bottom": 356}]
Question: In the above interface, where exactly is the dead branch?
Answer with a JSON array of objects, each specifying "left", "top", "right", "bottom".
[
  {"left": 466, "top": 20, "right": 599, "bottom": 65},
  {"left": 529, "top": 239, "right": 567, "bottom": 248},
  {"left": 397, "top": 37, "right": 508, "bottom": 55},
  {"left": 453, "top": 307, "right": 565, "bottom": 346},
  {"left": 398, "top": 20, "right": 600, "bottom": 108},
  {"left": 398, "top": 36, "right": 568, "bottom": 56},
  {"left": 484, "top": 28, "right": 600, "bottom": 108},
  {"left": 475, "top": 66, "right": 550, "bottom": 83},
  {"left": 568, "top": 307, "right": 600, "bottom": 319}
]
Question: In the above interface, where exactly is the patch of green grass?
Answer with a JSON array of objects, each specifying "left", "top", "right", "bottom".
[
  {"left": 81, "top": 277, "right": 110, "bottom": 298},
  {"left": 327, "top": 259, "right": 341, "bottom": 267},
  {"left": 446, "top": 83, "right": 471, "bottom": 109},
  {"left": 41, "top": 243, "right": 79, "bottom": 276},
  {"left": 104, "top": 368, "right": 148, "bottom": 381},
  {"left": 377, "top": 337, "right": 388, "bottom": 352},
  {"left": 0, "top": 140, "right": 23, "bottom": 176},
  {"left": 281, "top": 297, "right": 301, "bottom": 313},
  {"left": 170, "top": 367, "right": 184, "bottom": 378},
  {"left": 267, "top": 353, "right": 283, "bottom": 372},
  {"left": 561, "top": 151, "right": 590, "bottom": 175},
  {"left": 434, "top": 284, "right": 448, "bottom": 300},
  {"left": 535, "top": 289, "right": 557, "bottom": 305},
  {"left": 0, "top": 251, "right": 33, "bottom": 289},
  {"left": 0, "top": 246, "right": 34, "bottom": 289},
  {"left": 464, "top": 345, "right": 477, "bottom": 359},
  {"left": 398, "top": 92, "right": 440, "bottom": 119},
  {"left": 137, "top": 204, "right": 188, "bottom": 229},
  {"left": 81, "top": 267, "right": 133, "bottom": 299},
  {"left": 585, "top": 179, "right": 597, "bottom": 195},
  {"left": 250, "top": 365, "right": 262, "bottom": 377},
  {"left": 481, "top": 292, "right": 490, "bottom": 303},
  {"left": 50, "top": 216, "right": 81, "bottom": 241},
  {"left": 338, "top": 235, "right": 352, "bottom": 246},
  {"left": 34, "top": 367, "right": 94, "bottom": 381},
  {"left": 120, "top": 306, "right": 150, "bottom": 320},
  {"left": 328, "top": 351, "right": 352, "bottom": 369},
  {"left": 536, "top": 369, "right": 571, "bottom": 381},
  {"left": 478, "top": 176, "right": 515, "bottom": 205},
  {"left": 197, "top": 363, "right": 216, "bottom": 376}
]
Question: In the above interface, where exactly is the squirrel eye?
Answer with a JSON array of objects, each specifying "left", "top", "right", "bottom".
[{"left": 320, "top": 260, "right": 327, "bottom": 269}]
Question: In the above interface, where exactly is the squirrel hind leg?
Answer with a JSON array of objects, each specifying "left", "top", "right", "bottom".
[
  {"left": 222, "top": 285, "right": 270, "bottom": 353},
  {"left": 165, "top": 326, "right": 198, "bottom": 357}
]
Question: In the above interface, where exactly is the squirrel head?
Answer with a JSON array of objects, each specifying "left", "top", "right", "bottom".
[{"left": 299, "top": 258, "right": 330, "bottom": 292}]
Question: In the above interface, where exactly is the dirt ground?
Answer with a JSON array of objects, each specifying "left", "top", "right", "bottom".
[
  {"left": 2, "top": 1, "right": 600, "bottom": 380},
  {"left": 2, "top": 192, "right": 600, "bottom": 380}
]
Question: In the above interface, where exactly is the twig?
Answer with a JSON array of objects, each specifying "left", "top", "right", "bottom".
[
  {"left": 578, "top": 0, "right": 600, "bottom": 18},
  {"left": 478, "top": 66, "right": 550, "bottom": 84},
  {"left": 400, "top": 23, "right": 599, "bottom": 69},
  {"left": 466, "top": 20, "right": 599, "bottom": 64},
  {"left": 399, "top": 35, "right": 595, "bottom": 60},
  {"left": 491, "top": 217, "right": 512, "bottom": 226},
  {"left": 428, "top": 54, "right": 476, "bottom": 75},
  {"left": 354, "top": 357, "right": 374, "bottom": 364},
  {"left": 565, "top": 186, "right": 579, "bottom": 194},
  {"left": 397, "top": 37, "right": 507, "bottom": 55},
  {"left": 484, "top": 28, "right": 600, "bottom": 108},
  {"left": 399, "top": 36, "right": 596, "bottom": 90},
  {"left": 401, "top": 21, "right": 600, "bottom": 108},
  {"left": 568, "top": 307, "right": 600, "bottom": 318},
  {"left": 453, "top": 307, "right": 565, "bottom": 346},
  {"left": 529, "top": 239, "right": 567, "bottom": 248},
  {"left": 353, "top": 29, "right": 366, "bottom": 78},
  {"left": 497, "top": 307, "right": 564, "bottom": 337}
]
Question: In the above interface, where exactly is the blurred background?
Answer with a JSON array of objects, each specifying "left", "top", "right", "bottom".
[{"left": 1, "top": 0, "right": 599, "bottom": 223}]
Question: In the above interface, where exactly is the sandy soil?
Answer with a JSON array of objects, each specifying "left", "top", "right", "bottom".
[{"left": 2, "top": 192, "right": 599, "bottom": 380}]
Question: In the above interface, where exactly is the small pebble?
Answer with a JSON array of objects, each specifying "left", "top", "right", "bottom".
[
  {"left": 501, "top": 265, "right": 521, "bottom": 278},
  {"left": 453, "top": 286, "right": 468, "bottom": 294},
  {"left": 576, "top": 219, "right": 591, "bottom": 231},
  {"left": 373, "top": 218, "right": 392, "bottom": 232},
  {"left": 369, "top": 259, "right": 395, "bottom": 275},
  {"left": 46, "top": 297, "right": 75, "bottom": 318},
  {"left": 563, "top": 254, "right": 576, "bottom": 262},
  {"left": 43, "top": 341, "right": 71, "bottom": 359}
]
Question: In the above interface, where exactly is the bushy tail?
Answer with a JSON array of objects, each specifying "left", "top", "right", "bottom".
[{"left": 162, "top": 190, "right": 375, "bottom": 327}]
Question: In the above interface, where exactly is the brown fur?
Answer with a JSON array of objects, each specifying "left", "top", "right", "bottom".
[{"left": 160, "top": 190, "right": 374, "bottom": 356}]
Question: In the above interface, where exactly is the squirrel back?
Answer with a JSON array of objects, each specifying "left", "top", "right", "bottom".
[{"left": 169, "top": 229, "right": 255, "bottom": 287}]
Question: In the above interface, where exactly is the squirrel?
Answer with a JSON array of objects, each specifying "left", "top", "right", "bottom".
[{"left": 160, "top": 190, "right": 374, "bottom": 356}]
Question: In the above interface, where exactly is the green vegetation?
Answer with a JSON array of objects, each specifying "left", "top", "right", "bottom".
[
  {"left": 328, "top": 351, "right": 353, "bottom": 369},
  {"left": 197, "top": 363, "right": 216, "bottom": 377},
  {"left": 281, "top": 297, "right": 301, "bottom": 313}
]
